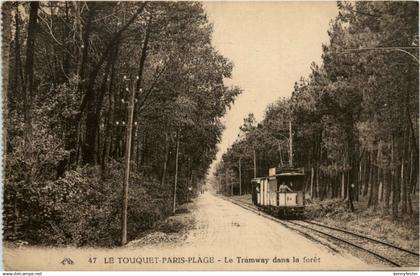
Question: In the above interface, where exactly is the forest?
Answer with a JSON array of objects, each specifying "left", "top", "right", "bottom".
[
  {"left": 214, "top": 1, "right": 419, "bottom": 216},
  {"left": 2, "top": 2, "right": 240, "bottom": 246}
]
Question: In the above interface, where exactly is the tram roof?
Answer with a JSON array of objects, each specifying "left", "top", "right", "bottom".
[
  {"left": 275, "top": 172, "right": 305, "bottom": 176},
  {"left": 251, "top": 172, "right": 304, "bottom": 181}
]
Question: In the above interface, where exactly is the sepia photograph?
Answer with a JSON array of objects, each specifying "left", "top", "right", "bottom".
[{"left": 1, "top": 0, "right": 419, "bottom": 271}]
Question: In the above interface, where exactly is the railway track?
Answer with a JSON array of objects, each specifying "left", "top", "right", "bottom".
[{"left": 222, "top": 196, "right": 419, "bottom": 268}]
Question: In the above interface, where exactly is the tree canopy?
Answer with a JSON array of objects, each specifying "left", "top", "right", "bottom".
[
  {"left": 214, "top": 1, "right": 418, "bottom": 217},
  {"left": 3, "top": 1, "right": 241, "bottom": 245}
]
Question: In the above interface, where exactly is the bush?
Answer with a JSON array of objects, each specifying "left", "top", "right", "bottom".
[
  {"left": 4, "top": 106, "right": 175, "bottom": 247},
  {"left": 4, "top": 160, "right": 174, "bottom": 247},
  {"left": 127, "top": 173, "right": 173, "bottom": 241}
]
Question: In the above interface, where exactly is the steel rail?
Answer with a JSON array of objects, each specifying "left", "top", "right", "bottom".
[
  {"left": 301, "top": 220, "right": 419, "bottom": 257},
  {"left": 221, "top": 196, "right": 418, "bottom": 267},
  {"left": 284, "top": 220, "right": 402, "bottom": 267}
]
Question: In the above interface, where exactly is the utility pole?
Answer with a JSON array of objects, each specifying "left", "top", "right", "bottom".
[
  {"left": 225, "top": 170, "right": 228, "bottom": 195},
  {"left": 289, "top": 121, "right": 293, "bottom": 167},
  {"left": 238, "top": 157, "right": 242, "bottom": 196},
  {"left": 278, "top": 142, "right": 283, "bottom": 166},
  {"left": 121, "top": 75, "right": 138, "bottom": 246},
  {"left": 253, "top": 145, "right": 257, "bottom": 178}
]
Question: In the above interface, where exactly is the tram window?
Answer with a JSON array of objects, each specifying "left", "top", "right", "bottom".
[{"left": 279, "top": 182, "right": 292, "bottom": 193}]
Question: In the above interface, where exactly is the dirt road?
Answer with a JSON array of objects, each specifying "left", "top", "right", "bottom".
[
  {"left": 4, "top": 192, "right": 379, "bottom": 270},
  {"left": 177, "top": 192, "right": 375, "bottom": 269}
]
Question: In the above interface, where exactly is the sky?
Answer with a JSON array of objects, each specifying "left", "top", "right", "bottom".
[{"left": 203, "top": 1, "right": 339, "bottom": 174}]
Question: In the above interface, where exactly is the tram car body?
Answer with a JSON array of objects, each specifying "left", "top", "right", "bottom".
[{"left": 251, "top": 167, "right": 305, "bottom": 217}]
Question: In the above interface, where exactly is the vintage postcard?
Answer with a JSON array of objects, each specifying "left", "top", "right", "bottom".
[{"left": 1, "top": 0, "right": 419, "bottom": 271}]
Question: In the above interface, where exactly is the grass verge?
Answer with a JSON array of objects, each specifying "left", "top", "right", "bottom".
[{"left": 304, "top": 196, "right": 419, "bottom": 252}]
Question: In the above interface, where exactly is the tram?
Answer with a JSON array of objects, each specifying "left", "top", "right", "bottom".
[{"left": 251, "top": 166, "right": 305, "bottom": 217}]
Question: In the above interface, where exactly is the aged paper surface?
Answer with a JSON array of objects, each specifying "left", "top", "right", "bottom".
[{"left": 1, "top": 0, "right": 419, "bottom": 271}]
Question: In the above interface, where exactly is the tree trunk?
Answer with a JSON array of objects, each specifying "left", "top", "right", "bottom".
[
  {"left": 342, "top": 153, "right": 347, "bottom": 199},
  {"left": 378, "top": 174, "right": 383, "bottom": 202},
  {"left": 239, "top": 157, "right": 242, "bottom": 196},
  {"left": 81, "top": 4, "right": 147, "bottom": 164},
  {"left": 131, "top": 21, "right": 152, "bottom": 159},
  {"left": 23, "top": 1, "right": 39, "bottom": 185},
  {"left": 231, "top": 173, "right": 233, "bottom": 196},
  {"left": 310, "top": 167, "right": 314, "bottom": 199},
  {"left": 363, "top": 151, "right": 370, "bottom": 197},
  {"left": 345, "top": 119, "right": 355, "bottom": 212},
  {"left": 384, "top": 169, "right": 391, "bottom": 211},
  {"left": 361, "top": 152, "right": 367, "bottom": 197},
  {"left": 2, "top": 1, "right": 16, "bottom": 239},
  {"left": 355, "top": 159, "right": 362, "bottom": 201},
  {"left": 401, "top": 129, "right": 411, "bottom": 215},
  {"left": 161, "top": 132, "right": 169, "bottom": 186},
  {"left": 75, "top": 6, "right": 95, "bottom": 166},
  {"left": 101, "top": 55, "right": 119, "bottom": 175},
  {"left": 367, "top": 151, "right": 374, "bottom": 205},
  {"left": 383, "top": 138, "right": 391, "bottom": 211},
  {"left": 400, "top": 131, "right": 407, "bottom": 215},
  {"left": 401, "top": 161, "right": 407, "bottom": 215},
  {"left": 95, "top": 41, "right": 121, "bottom": 166},
  {"left": 391, "top": 135, "right": 399, "bottom": 218},
  {"left": 173, "top": 129, "right": 180, "bottom": 214},
  {"left": 3, "top": 2, "right": 12, "bottom": 148},
  {"left": 13, "top": 7, "right": 24, "bottom": 109},
  {"left": 373, "top": 146, "right": 381, "bottom": 206},
  {"left": 407, "top": 140, "right": 414, "bottom": 214},
  {"left": 315, "top": 166, "right": 320, "bottom": 199}
]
